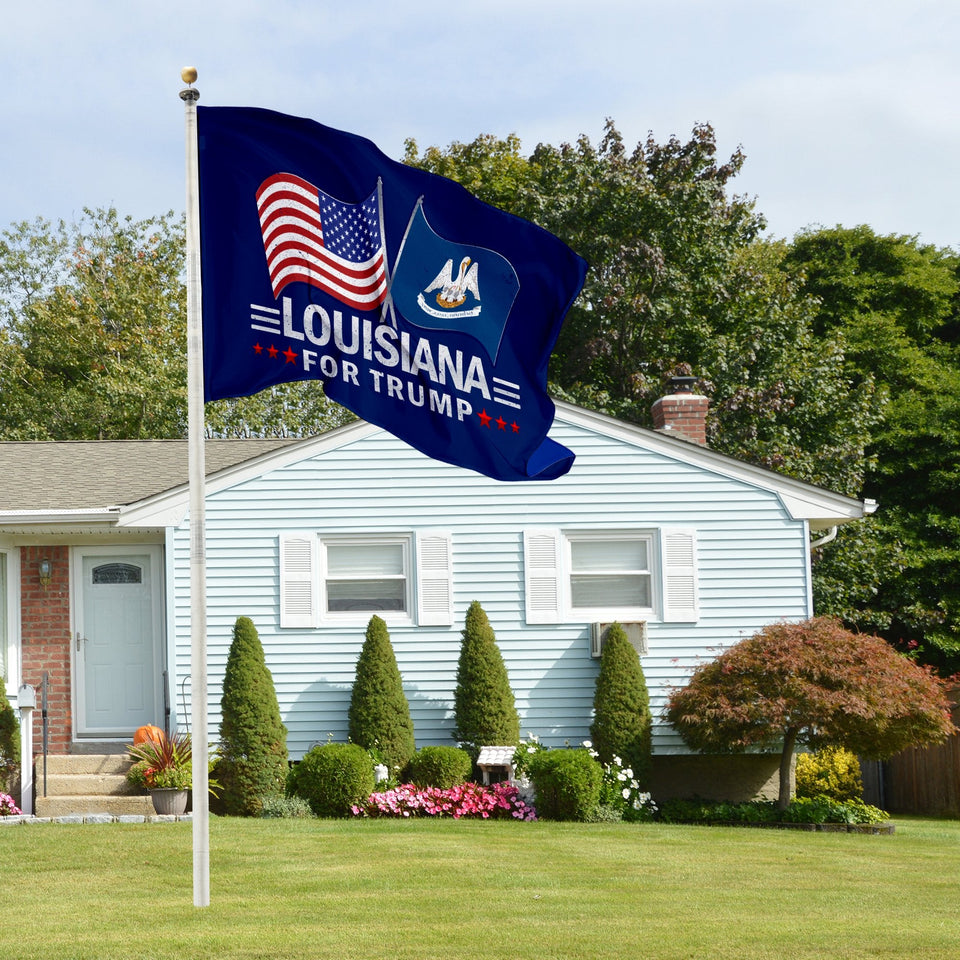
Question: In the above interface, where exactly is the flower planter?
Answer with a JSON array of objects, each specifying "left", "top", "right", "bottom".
[{"left": 151, "top": 789, "right": 189, "bottom": 816}]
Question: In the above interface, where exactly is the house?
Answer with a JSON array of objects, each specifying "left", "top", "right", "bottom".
[{"left": 1, "top": 387, "right": 874, "bottom": 809}]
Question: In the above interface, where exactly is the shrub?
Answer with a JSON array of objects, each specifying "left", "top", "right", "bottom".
[
  {"left": 796, "top": 746, "right": 864, "bottom": 802},
  {"left": 258, "top": 793, "right": 314, "bottom": 819},
  {"left": 452, "top": 601, "right": 520, "bottom": 758},
  {"left": 584, "top": 741, "right": 657, "bottom": 822},
  {"left": 287, "top": 743, "right": 375, "bottom": 817},
  {"left": 512, "top": 733, "right": 548, "bottom": 779},
  {"left": 217, "top": 616, "right": 289, "bottom": 817},
  {"left": 590, "top": 623, "right": 652, "bottom": 786},
  {"left": 0, "top": 686, "right": 19, "bottom": 793},
  {"left": 404, "top": 746, "right": 472, "bottom": 789},
  {"left": 528, "top": 748, "right": 602, "bottom": 821},
  {"left": 348, "top": 616, "right": 416, "bottom": 774},
  {"left": 656, "top": 796, "right": 889, "bottom": 825}
]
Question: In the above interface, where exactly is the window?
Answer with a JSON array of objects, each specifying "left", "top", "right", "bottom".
[
  {"left": 569, "top": 536, "right": 652, "bottom": 610},
  {"left": 279, "top": 532, "right": 453, "bottom": 628},
  {"left": 324, "top": 540, "right": 408, "bottom": 612},
  {"left": 524, "top": 528, "right": 698, "bottom": 625}
]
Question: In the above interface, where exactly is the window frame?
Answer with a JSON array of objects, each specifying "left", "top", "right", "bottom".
[
  {"left": 318, "top": 534, "right": 415, "bottom": 626},
  {"left": 562, "top": 530, "right": 659, "bottom": 621}
]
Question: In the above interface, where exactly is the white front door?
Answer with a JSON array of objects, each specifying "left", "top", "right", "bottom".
[{"left": 75, "top": 546, "right": 163, "bottom": 737}]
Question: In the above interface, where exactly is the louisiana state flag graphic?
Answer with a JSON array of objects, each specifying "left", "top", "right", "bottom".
[{"left": 197, "top": 106, "right": 587, "bottom": 481}]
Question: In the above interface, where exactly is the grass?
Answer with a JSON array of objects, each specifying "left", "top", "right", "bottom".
[{"left": 1, "top": 816, "right": 958, "bottom": 959}]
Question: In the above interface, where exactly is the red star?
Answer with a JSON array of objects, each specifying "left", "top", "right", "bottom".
[
  {"left": 253, "top": 342, "right": 263, "bottom": 355},
  {"left": 283, "top": 346, "right": 298, "bottom": 364},
  {"left": 478, "top": 408, "right": 492, "bottom": 428},
  {"left": 495, "top": 416, "right": 507, "bottom": 431},
  {"left": 267, "top": 344, "right": 279, "bottom": 359},
  {"left": 511, "top": 421, "right": 520, "bottom": 433}
]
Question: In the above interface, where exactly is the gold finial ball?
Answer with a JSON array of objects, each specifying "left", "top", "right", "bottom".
[{"left": 181, "top": 66, "right": 198, "bottom": 84}]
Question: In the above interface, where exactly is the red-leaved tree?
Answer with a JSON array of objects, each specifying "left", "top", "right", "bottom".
[{"left": 665, "top": 617, "right": 956, "bottom": 808}]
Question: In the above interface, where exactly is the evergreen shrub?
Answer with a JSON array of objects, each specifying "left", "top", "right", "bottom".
[
  {"left": 404, "top": 746, "right": 472, "bottom": 788},
  {"left": 528, "top": 749, "right": 602, "bottom": 821},
  {"left": 217, "top": 616, "right": 289, "bottom": 816},
  {"left": 795, "top": 746, "right": 864, "bottom": 802},
  {"left": 452, "top": 601, "right": 520, "bottom": 759},
  {"left": 287, "top": 743, "right": 375, "bottom": 817},
  {"left": 0, "top": 685, "right": 19, "bottom": 793},
  {"left": 348, "top": 615, "right": 416, "bottom": 774},
  {"left": 590, "top": 623, "right": 652, "bottom": 786}
]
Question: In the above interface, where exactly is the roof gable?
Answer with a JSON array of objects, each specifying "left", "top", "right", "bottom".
[{"left": 0, "top": 405, "right": 874, "bottom": 531}]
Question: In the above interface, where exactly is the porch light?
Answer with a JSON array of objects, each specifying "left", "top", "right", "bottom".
[{"left": 38, "top": 558, "right": 52, "bottom": 588}]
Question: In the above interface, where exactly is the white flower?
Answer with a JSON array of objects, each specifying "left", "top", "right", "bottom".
[
  {"left": 582, "top": 740, "right": 592, "bottom": 749},
  {"left": 527, "top": 746, "right": 535, "bottom": 754},
  {"left": 622, "top": 788, "right": 631, "bottom": 800},
  {"left": 613, "top": 756, "right": 622, "bottom": 766},
  {"left": 623, "top": 768, "right": 633, "bottom": 778},
  {"left": 617, "top": 772, "right": 627, "bottom": 781}
]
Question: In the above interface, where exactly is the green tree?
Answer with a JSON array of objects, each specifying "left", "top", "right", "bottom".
[
  {"left": 217, "top": 616, "right": 288, "bottom": 816},
  {"left": 589, "top": 623, "right": 652, "bottom": 787},
  {"left": 665, "top": 618, "right": 956, "bottom": 809},
  {"left": 0, "top": 209, "right": 350, "bottom": 440},
  {"left": 0, "top": 209, "right": 186, "bottom": 439},
  {"left": 785, "top": 226, "right": 960, "bottom": 670},
  {"left": 406, "top": 125, "right": 878, "bottom": 496},
  {"left": 451, "top": 601, "right": 520, "bottom": 758},
  {"left": 347, "top": 615, "right": 415, "bottom": 774}
]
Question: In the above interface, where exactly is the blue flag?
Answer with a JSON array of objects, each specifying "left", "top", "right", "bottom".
[{"left": 197, "top": 106, "right": 587, "bottom": 481}]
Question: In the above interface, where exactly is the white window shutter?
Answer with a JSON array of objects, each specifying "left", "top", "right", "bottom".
[
  {"left": 417, "top": 532, "right": 454, "bottom": 626},
  {"left": 524, "top": 529, "right": 562, "bottom": 624},
  {"left": 661, "top": 528, "right": 699, "bottom": 622},
  {"left": 279, "top": 533, "right": 320, "bottom": 628}
]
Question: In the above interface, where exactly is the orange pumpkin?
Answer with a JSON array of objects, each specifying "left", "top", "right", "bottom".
[{"left": 133, "top": 724, "right": 164, "bottom": 746}]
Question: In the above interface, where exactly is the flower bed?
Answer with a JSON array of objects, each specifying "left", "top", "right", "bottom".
[
  {"left": 0, "top": 793, "right": 22, "bottom": 816},
  {"left": 352, "top": 781, "right": 537, "bottom": 820}
]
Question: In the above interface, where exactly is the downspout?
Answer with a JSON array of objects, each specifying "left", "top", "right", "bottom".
[{"left": 810, "top": 526, "right": 838, "bottom": 550}]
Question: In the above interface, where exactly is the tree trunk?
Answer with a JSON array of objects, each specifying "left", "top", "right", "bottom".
[{"left": 778, "top": 728, "right": 798, "bottom": 811}]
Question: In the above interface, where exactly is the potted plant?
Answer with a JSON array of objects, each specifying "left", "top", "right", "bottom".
[{"left": 127, "top": 730, "right": 194, "bottom": 815}]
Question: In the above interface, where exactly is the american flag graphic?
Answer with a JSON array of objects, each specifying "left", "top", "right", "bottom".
[{"left": 255, "top": 172, "right": 388, "bottom": 310}]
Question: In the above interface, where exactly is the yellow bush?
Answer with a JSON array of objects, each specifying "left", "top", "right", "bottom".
[{"left": 795, "top": 746, "right": 863, "bottom": 802}]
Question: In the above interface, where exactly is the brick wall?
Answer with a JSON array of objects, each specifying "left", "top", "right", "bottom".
[{"left": 19, "top": 545, "right": 72, "bottom": 754}]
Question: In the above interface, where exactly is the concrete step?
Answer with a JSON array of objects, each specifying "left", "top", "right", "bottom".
[
  {"left": 43, "top": 772, "right": 139, "bottom": 797},
  {"left": 34, "top": 793, "right": 155, "bottom": 818},
  {"left": 44, "top": 754, "right": 134, "bottom": 777}
]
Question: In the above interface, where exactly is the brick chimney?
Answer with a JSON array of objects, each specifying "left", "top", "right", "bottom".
[{"left": 651, "top": 375, "right": 709, "bottom": 445}]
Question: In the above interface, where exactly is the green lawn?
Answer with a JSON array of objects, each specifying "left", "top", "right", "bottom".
[{"left": 1, "top": 816, "right": 958, "bottom": 959}]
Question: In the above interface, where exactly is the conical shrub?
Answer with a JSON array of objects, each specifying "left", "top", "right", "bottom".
[
  {"left": 590, "top": 623, "right": 652, "bottom": 786},
  {"left": 348, "top": 615, "right": 415, "bottom": 773},
  {"left": 217, "top": 616, "right": 288, "bottom": 816},
  {"left": 452, "top": 600, "right": 519, "bottom": 758},
  {"left": 0, "top": 684, "right": 19, "bottom": 794}
]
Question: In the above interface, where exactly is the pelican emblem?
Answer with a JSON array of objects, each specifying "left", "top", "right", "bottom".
[{"left": 417, "top": 256, "right": 482, "bottom": 319}]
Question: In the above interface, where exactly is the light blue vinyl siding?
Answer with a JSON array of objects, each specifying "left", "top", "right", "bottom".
[{"left": 171, "top": 419, "right": 812, "bottom": 758}]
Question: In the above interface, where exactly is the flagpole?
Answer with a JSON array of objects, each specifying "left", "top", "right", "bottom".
[{"left": 180, "top": 66, "right": 210, "bottom": 908}]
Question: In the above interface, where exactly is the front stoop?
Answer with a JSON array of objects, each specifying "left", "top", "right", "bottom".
[{"left": 32, "top": 754, "right": 154, "bottom": 818}]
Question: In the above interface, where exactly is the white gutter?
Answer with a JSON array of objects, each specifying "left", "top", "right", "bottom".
[{"left": 0, "top": 508, "right": 122, "bottom": 525}]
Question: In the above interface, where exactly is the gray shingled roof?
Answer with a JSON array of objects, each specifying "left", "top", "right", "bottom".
[{"left": 0, "top": 439, "right": 299, "bottom": 512}]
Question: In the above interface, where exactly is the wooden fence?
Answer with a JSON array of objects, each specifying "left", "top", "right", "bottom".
[{"left": 877, "top": 686, "right": 960, "bottom": 817}]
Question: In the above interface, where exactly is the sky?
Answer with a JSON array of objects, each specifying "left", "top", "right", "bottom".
[{"left": 3, "top": 0, "right": 959, "bottom": 250}]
